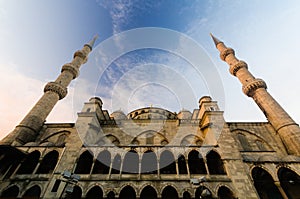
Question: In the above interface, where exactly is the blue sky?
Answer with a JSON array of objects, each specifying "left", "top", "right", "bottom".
[{"left": 1, "top": 0, "right": 300, "bottom": 138}]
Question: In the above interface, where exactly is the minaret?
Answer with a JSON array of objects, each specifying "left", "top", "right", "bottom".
[
  {"left": 210, "top": 34, "right": 300, "bottom": 156},
  {"left": 2, "top": 35, "right": 98, "bottom": 146}
]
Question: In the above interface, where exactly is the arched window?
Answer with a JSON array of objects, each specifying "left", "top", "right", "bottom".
[
  {"left": 159, "top": 150, "right": 176, "bottom": 174},
  {"left": 119, "top": 185, "right": 136, "bottom": 199},
  {"left": 278, "top": 167, "right": 300, "bottom": 198},
  {"left": 206, "top": 151, "right": 226, "bottom": 175},
  {"left": 107, "top": 191, "right": 115, "bottom": 199},
  {"left": 0, "top": 185, "right": 19, "bottom": 198},
  {"left": 237, "top": 133, "right": 251, "bottom": 151},
  {"left": 122, "top": 150, "right": 139, "bottom": 174},
  {"left": 183, "top": 191, "right": 191, "bottom": 199},
  {"left": 22, "top": 185, "right": 41, "bottom": 199},
  {"left": 111, "top": 154, "right": 121, "bottom": 174},
  {"left": 140, "top": 185, "right": 157, "bottom": 199},
  {"left": 141, "top": 150, "right": 157, "bottom": 174},
  {"left": 217, "top": 186, "right": 236, "bottom": 199},
  {"left": 252, "top": 167, "right": 283, "bottom": 199},
  {"left": 92, "top": 150, "right": 110, "bottom": 174},
  {"left": 161, "top": 186, "right": 178, "bottom": 199},
  {"left": 256, "top": 140, "right": 267, "bottom": 151},
  {"left": 195, "top": 186, "right": 212, "bottom": 199},
  {"left": 69, "top": 186, "right": 82, "bottom": 199},
  {"left": 178, "top": 155, "right": 188, "bottom": 174},
  {"left": 74, "top": 151, "right": 93, "bottom": 174},
  {"left": 188, "top": 150, "right": 206, "bottom": 174},
  {"left": 36, "top": 150, "right": 59, "bottom": 174},
  {"left": 16, "top": 151, "right": 40, "bottom": 174},
  {"left": 86, "top": 186, "right": 103, "bottom": 199}
]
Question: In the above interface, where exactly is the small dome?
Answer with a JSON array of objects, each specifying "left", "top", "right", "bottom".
[
  {"left": 177, "top": 109, "right": 192, "bottom": 119},
  {"left": 110, "top": 110, "right": 127, "bottom": 120}
]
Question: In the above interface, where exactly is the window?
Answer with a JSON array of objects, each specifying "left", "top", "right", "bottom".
[
  {"left": 159, "top": 150, "right": 176, "bottom": 174},
  {"left": 206, "top": 151, "right": 226, "bottom": 175},
  {"left": 122, "top": 150, "right": 139, "bottom": 174},
  {"left": 188, "top": 150, "right": 206, "bottom": 174},
  {"left": 74, "top": 151, "right": 93, "bottom": 174},
  {"left": 92, "top": 151, "right": 111, "bottom": 174},
  {"left": 36, "top": 150, "right": 59, "bottom": 174},
  {"left": 141, "top": 150, "right": 157, "bottom": 174},
  {"left": 16, "top": 151, "right": 40, "bottom": 174}
]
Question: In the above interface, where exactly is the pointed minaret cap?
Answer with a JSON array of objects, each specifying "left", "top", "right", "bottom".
[
  {"left": 84, "top": 34, "right": 99, "bottom": 50},
  {"left": 210, "top": 33, "right": 223, "bottom": 47}
]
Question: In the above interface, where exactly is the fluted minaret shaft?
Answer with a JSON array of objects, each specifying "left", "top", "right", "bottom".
[
  {"left": 2, "top": 35, "right": 98, "bottom": 146},
  {"left": 211, "top": 34, "right": 300, "bottom": 155}
]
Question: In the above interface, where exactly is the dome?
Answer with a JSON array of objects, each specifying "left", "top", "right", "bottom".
[
  {"left": 127, "top": 107, "right": 177, "bottom": 120},
  {"left": 110, "top": 110, "right": 127, "bottom": 120},
  {"left": 177, "top": 109, "right": 192, "bottom": 119}
]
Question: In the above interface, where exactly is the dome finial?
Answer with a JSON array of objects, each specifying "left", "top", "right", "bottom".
[{"left": 210, "top": 33, "right": 222, "bottom": 47}]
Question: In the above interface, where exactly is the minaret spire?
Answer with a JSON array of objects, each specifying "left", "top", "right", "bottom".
[
  {"left": 2, "top": 35, "right": 98, "bottom": 146},
  {"left": 211, "top": 34, "right": 300, "bottom": 155},
  {"left": 210, "top": 33, "right": 222, "bottom": 47}
]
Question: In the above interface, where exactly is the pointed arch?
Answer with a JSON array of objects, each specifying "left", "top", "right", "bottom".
[
  {"left": 92, "top": 150, "right": 110, "bottom": 174},
  {"left": 111, "top": 154, "right": 121, "bottom": 174},
  {"left": 0, "top": 185, "right": 19, "bottom": 198},
  {"left": 140, "top": 185, "right": 157, "bottom": 199},
  {"left": 188, "top": 150, "right": 206, "bottom": 174},
  {"left": 122, "top": 150, "right": 139, "bottom": 174},
  {"left": 217, "top": 186, "right": 236, "bottom": 199},
  {"left": 107, "top": 191, "right": 115, "bottom": 199},
  {"left": 178, "top": 154, "right": 188, "bottom": 174},
  {"left": 22, "top": 185, "right": 41, "bottom": 199},
  {"left": 278, "top": 167, "right": 300, "bottom": 198},
  {"left": 74, "top": 151, "right": 93, "bottom": 174},
  {"left": 119, "top": 185, "right": 136, "bottom": 199},
  {"left": 206, "top": 151, "right": 226, "bottom": 175},
  {"left": 195, "top": 186, "right": 212, "bottom": 199},
  {"left": 69, "top": 185, "right": 82, "bottom": 199},
  {"left": 141, "top": 150, "right": 157, "bottom": 174},
  {"left": 252, "top": 167, "right": 283, "bottom": 199},
  {"left": 181, "top": 134, "right": 203, "bottom": 146},
  {"left": 98, "top": 134, "right": 120, "bottom": 146},
  {"left": 183, "top": 191, "right": 191, "bottom": 199},
  {"left": 36, "top": 150, "right": 59, "bottom": 174},
  {"left": 159, "top": 150, "right": 176, "bottom": 174},
  {"left": 86, "top": 186, "right": 103, "bottom": 199},
  {"left": 16, "top": 150, "right": 40, "bottom": 174},
  {"left": 161, "top": 185, "right": 179, "bottom": 199}
]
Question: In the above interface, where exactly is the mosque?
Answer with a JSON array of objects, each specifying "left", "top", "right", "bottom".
[{"left": 0, "top": 34, "right": 299, "bottom": 198}]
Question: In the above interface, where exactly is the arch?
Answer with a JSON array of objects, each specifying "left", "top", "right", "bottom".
[
  {"left": 181, "top": 134, "right": 203, "bottom": 146},
  {"left": 119, "top": 185, "right": 136, "bottom": 199},
  {"left": 252, "top": 167, "right": 283, "bottom": 199},
  {"left": 188, "top": 150, "right": 206, "bottom": 174},
  {"left": 131, "top": 131, "right": 168, "bottom": 146},
  {"left": 278, "top": 167, "right": 300, "bottom": 198},
  {"left": 195, "top": 186, "right": 212, "bottom": 199},
  {"left": 36, "top": 150, "right": 59, "bottom": 174},
  {"left": 141, "top": 150, "right": 157, "bottom": 174},
  {"left": 98, "top": 134, "right": 120, "bottom": 146},
  {"left": 206, "top": 150, "right": 226, "bottom": 175},
  {"left": 161, "top": 185, "right": 179, "bottom": 199},
  {"left": 217, "top": 186, "right": 236, "bottom": 199},
  {"left": 107, "top": 191, "right": 115, "bottom": 199},
  {"left": 16, "top": 150, "right": 40, "bottom": 174},
  {"left": 140, "top": 185, "right": 157, "bottom": 199},
  {"left": 74, "top": 150, "right": 93, "bottom": 174},
  {"left": 69, "top": 185, "right": 82, "bottom": 199},
  {"left": 122, "top": 150, "right": 139, "bottom": 174},
  {"left": 237, "top": 133, "right": 251, "bottom": 151},
  {"left": 22, "top": 185, "right": 41, "bottom": 199},
  {"left": 39, "top": 130, "right": 70, "bottom": 146},
  {"left": 111, "top": 154, "right": 121, "bottom": 174},
  {"left": 159, "top": 150, "right": 176, "bottom": 174},
  {"left": 86, "top": 186, "right": 103, "bottom": 199},
  {"left": 183, "top": 191, "right": 191, "bottom": 199},
  {"left": 92, "top": 150, "right": 111, "bottom": 174},
  {"left": 0, "top": 185, "right": 19, "bottom": 198},
  {"left": 178, "top": 154, "right": 188, "bottom": 174}
]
